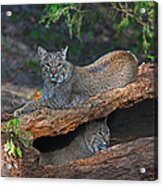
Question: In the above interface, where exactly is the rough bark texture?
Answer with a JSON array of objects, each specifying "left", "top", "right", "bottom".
[
  {"left": 1, "top": 63, "right": 158, "bottom": 180},
  {"left": 1, "top": 136, "right": 157, "bottom": 180},
  {"left": 18, "top": 63, "right": 157, "bottom": 140},
  {"left": 35, "top": 137, "right": 157, "bottom": 180}
]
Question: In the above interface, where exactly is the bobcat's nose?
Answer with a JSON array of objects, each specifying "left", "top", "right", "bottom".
[{"left": 51, "top": 68, "right": 57, "bottom": 76}]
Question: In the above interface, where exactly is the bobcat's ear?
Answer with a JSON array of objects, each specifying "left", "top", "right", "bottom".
[
  {"left": 38, "top": 46, "right": 47, "bottom": 59},
  {"left": 61, "top": 46, "right": 68, "bottom": 60}
]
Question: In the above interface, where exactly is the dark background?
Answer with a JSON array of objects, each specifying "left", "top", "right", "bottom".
[{"left": 1, "top": 3, "right": 157, "bottom": 90}]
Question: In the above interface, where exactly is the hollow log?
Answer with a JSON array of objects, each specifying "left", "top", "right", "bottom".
[{"left": 1, "top": 63, "right": 158, "bottom": 180}]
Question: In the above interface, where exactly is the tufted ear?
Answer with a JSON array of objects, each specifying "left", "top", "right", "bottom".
[
  {"left": 61, "top": 46, "right": 68, "bottom": 60},
  {"left": 38, "top": 46, "right": 48, "bottom": 59}
]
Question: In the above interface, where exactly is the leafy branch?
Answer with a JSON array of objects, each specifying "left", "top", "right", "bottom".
[
  {"left": 40, "top": 2, "right": 157, "bottom": 59},
  {"left": 112, "top": 2, "right": 157, "bottom": 55},
  {"left": 40, "top": 4, "right": 84, "bottom": 38},
  {"left": 2, "top": 118, "right": 32, "bottom": 159}
]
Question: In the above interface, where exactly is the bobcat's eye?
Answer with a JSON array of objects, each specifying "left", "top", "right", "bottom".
[
  {"left": 98, "top": 131, "right": 103, "bottom": 136},
  {"left": 57, "top": 63, "right": 62, "bottom": 67},
  {"left": 44, "top": 64, "right": 51, "bottom": 68}
]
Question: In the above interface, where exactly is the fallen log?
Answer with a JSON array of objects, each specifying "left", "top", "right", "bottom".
[
  {"left": 18, "top": 63, "right": 157, "bottom": 140},
  {"left": 1, "top": 136, "right": 157, "bottom": 180}
]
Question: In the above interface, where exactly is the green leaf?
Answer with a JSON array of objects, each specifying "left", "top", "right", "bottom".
[
  {"left": 6, "top": 120, "right": 13, "bottom": 130},
  {"left": 16, "top": 146, "right": 23, "bottom": 158},
  {"left": 20, "top": 138, "right": 30, "bottom": 148},
  {"left": 13, "top": 118, "right": 20, "bottom": 134},
  {"left": 117, "top": 18, "right": 129, "bottom": 31},
  {"left": 147, "top": 55, "right": 156, "bottom": 60},
  {"left": 13, "top": 118, "right": 20, "bottom": 127},
  {"left": 9, "top": 139, "right": 16, "bottom": 157}
]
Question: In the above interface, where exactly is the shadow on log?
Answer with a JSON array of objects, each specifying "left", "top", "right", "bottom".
[{"left": 1, "top": 63, "right": 158, "bottom": 180}]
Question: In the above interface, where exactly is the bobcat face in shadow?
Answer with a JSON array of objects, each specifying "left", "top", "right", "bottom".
[
  {"left": 84, "top": 119, "right": 110, "bottom": 154},
  {"left": 90, "top": 130, "right": 110, "bottom": 152},
  {"left": 38, "top": 46, "right": 70, "bottom": 84}
]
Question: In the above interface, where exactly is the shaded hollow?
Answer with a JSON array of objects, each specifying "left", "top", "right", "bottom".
[
  {"left": 33, "top": 119, "right": 110, "bottom": 166},
  {"left": 32, "top": 99, "right": 157, "bottom": 166},
  {"left": 108, "top": 99, "right": 157, "bottom": 144},
  {"left": 33, "top": 125, "right": 83, "bottom": 153}
]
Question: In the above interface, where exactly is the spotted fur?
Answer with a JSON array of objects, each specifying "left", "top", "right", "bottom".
[
  {"left": 39, "top": 119, "right": 110, "bottom": 166},
  {"left": 14, "top": 47, "right": 138, "bottom": 116}
]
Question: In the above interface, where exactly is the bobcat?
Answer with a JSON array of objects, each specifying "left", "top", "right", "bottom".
[
  {"left": 39, "top": 119, "right": 110, "bottom": 166},
  {"left": 14, "top": 46, "right": 138, "bottom": 116}
]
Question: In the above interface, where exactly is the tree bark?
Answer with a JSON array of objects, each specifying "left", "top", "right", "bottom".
[{"left": 1, "top": 136, "right": 157, "bottom": 180}]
